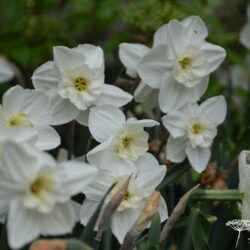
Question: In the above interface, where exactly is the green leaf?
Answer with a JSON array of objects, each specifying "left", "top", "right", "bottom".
[
  {"left": 80, "top": 184, "right": 115, "bottom": 245},
  {"left": 147, "top": 213, "right": 161, "bottom": 249},
  {"left": 190, "top": 209, "right": 211, "bottom": 250}
]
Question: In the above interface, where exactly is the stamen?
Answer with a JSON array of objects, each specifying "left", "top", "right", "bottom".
[
  {"left": 31, "top": 178, "right": 43, "bottom": 195},
  {"left": 74, "top": 77, "right": 87, "bottom": 91},
  {"left": 192, "top": 124, "right": 202, "bottom": 134},
  {"left": 179, "top": 57, "right": 191, "bottom": 69},
  {"left": 5, "top": 112, "right": 33, "bottom": 127}
]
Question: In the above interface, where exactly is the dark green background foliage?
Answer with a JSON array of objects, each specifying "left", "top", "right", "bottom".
[{"left": 0, "top": 0, "right": 250, "bottom": 249}]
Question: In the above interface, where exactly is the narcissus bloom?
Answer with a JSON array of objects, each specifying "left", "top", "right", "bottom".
[
  {"left": 32, "top": 44, "right": 132, "bottom": 125},
  {"left": 162, "top": 96, "right": 227, "bottom": 172},
  {"left": 138, "top": 16, "right": 226, "bottom": 113},
  {"left": 80, "top": 153, "right": 168, "bottom": 243},
  {"left": 0, "top": 85, "right": 60, "bottom": 150},
  {"left": 240, "top": 4, "right": 250, "bottom": 49},
  {"left": 87, "top": 105, "right": 159, "bottom": 175},
  {"left": 0, "top": 57, "right": 14, "bottom": 83},
  {"left": 238, "top": 150, "right": 250, "bottom": 220},
  {"left": 0, "top": 141, "right": 97, "bottom": 249}
]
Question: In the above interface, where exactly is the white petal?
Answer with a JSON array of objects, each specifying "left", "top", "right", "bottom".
[
  {"left": 2, "top": 141, "right": 38, "bottom": 183},
  {"left": 158, "top": 196, "right": 168, "bottom": 222},
  {"left": 162, "top": 111, "right": 188, "bottom": 138},
  {"left": 94, "top": 84, "right": 132, "bottom": 107},
  {"left": 35, "top": 126, "right": 61, "bottom": 150},
  {"left": 80, "top": 200, "right": 99, "bottom": 228},
  {"left": 159, "top": 74, "right": 189, "bottom": 113},
  {"left": 119, "top": 43, "right": 150, "bottom": 78},
  {"left": 58, "top": 161, "right": 97, "bottom": 195},
  {"left": 48, "top": 90, "right": 80, "bottom": 125},
  {"left": 198, "top": 96, "right": 227, "bottom": 125},
  {"left": 21, "top": 90, "right": 52, "bottom": 124},
  {"left": 74, "top": 44, "right": 104, "bottom": 70},
  {"left": 134, "top": 81, "right": 159, "bottom": 110},
  {"left": 83, "top": 171, "right": 114, "bottom": 201},
  {"left": 75, "top": 109, "right": 90, "bottom": 126},
  {"left": 40, "top": 202, "right": 75, "bottom": 235},
  {"left": 0, "top": 57, "right": 14, "bottom": 83},
  {"left": 182, "top": 16, "right": 208, "bottom": 45},
  {"left": 137, "top": 45, "right": 170, "bottom": 89},
  {"left": 71, "top": 200, "right": 81, "bottom": 222},
  {"left": 1, "top": 126, "right": 37, "bottom": 143},
  {"left": 185, "top": 144, "right": 211, "bottom": 172},
  {"left": 0, "top": 211, "right": 7, "bottom": 223},
  {"left": 2, "top": 85, "right": 26, "bottom": 117},
  {"left": 53, "top": 46, "right": 85, "bottom": 73},
  {"left": 87, "top": 137, "right": 137, "bottom": 175},
  {"left": 111, "top": 208, "right": 143, "bottom": 243},
  {"left": 136, "top": 153, "right": 166, "bottom": 197},
  {"left": 8, "top": 198, "right": 40, "bottom": 249},
  {"left": 201, "top": 42, "right": 226, "bottom": 73},
  {"left": 191, "top": 76, "right": 209, "bottom": 100},
  {"left": 0, "top": 177, "right": 16, "bottom": 213},
  {"left": 168, "top": 20, "right": 187, "bottom": 56},
  {"left": 89, "top": 105, "right": 125, "bottom": 142},
  {"left": 238, "top": 150, "right": 250, "bottom": 191},
  {"left": 240, "top": 24, "right": 250, "bottom": 49},
  {"left": 166, "top": 136, "right": 187, "bottom": 163},
  {"left": 32, "top": 61, "right": 59, "bottom": 91},
  {"left": 153, "top": 23, "right": 169, "bottom": 46}
]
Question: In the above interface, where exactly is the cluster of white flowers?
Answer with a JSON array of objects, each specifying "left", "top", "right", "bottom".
[
  {"left": 0, "top": 45, "right": 168, "bottom": 248},
  {"left": 119, "top": 16, "right": 227, "bottom": 172},
  {"left": 0, "top": 14, "right": 229, "bottom": 249}
]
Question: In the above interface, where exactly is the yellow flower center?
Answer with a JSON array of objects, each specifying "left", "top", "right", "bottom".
[
  {"left": 192, "top": 123, "right": 202, "bottom": 134},
  {"left": 30, "top": 174, "right": 54, "bottom": 197},
  {"left": 5, "top": 112, "right": 33, "bottom": 127},
  {"left": 179, "top": 57, "right": 191, "bottom": 69},
  {"left": 74, "top": 77, "right": 87, "bottom": 91},
  {"left": 31, "top": 178, "right": 43, "bottom": 195}
]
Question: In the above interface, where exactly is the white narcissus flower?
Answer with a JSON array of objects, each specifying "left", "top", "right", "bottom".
[
  {"left": 80, "top": 153, "right": 168, "bottom": 243},
  {"left": 87, "top": 105, "right": 159, "bottom": 175},
  {"left": 0, "top": 85, "right": 60, "bottom": 150},
  {"left": 0, "top": 57, "right": 14, "bottom": 83},
  {"left": 138, "top": 16, "right": 226, "bottom": 113},
  {"left": 32, "top": 44, "right": 132, "bottom": 126},
  {"left": 240, "top": 4, "right": 250, "bottom": 49},
  {"left": 0, "top": 141, "right": 97, "bottom": 249},
  {"left": 162, "top": 96, "right": 227, "bottom": 172},
  {"left": 238, "top": 150, "right": 250, "bottom": 220}
]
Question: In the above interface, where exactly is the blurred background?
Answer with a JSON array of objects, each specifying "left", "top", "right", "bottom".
[{"left": 1, "top": 0, "right": 250, "bottom": 249}]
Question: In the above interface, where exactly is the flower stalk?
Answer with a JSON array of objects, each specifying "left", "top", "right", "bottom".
[{"left": 190, "top": 189, "right": 243, "bottom": 201}]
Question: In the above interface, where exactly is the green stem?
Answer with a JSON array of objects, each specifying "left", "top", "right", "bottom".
[{"left": 190, "top": 189, "right": 243, "bottom": 201}]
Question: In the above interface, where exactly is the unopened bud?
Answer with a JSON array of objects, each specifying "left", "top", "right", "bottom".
[{"left": 121, "top": 192, "right": 161, "bottom": 250}]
